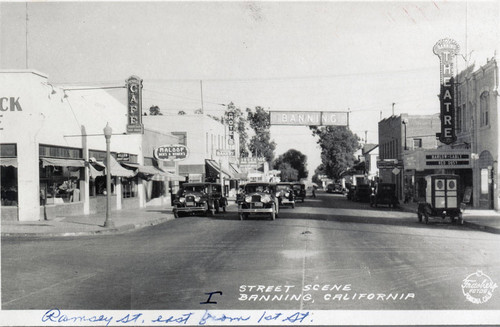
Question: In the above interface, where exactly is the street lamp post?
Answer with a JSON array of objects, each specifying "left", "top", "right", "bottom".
[
  {"left": 103, "top": 123, "right": 115, "bottom": 228},
  {"left": 402, "top": 119, "right": 408, "bottom": 150}
]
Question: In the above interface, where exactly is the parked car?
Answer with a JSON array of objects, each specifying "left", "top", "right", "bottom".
[
  {"left": 275, "top": 182, "right": 296, "bottom": 208},
  {"left": 327, "top": 183, "right": 343, "bottom": 194},
  {"left": 173, "top": 182, "right": 227, "bottom": 217},
  {"left": 237, "top": 182, "right": 279, "bottom": 220},
  {"left": 292, "top": 183, "right": 306, "bottom": 202},
  {"left": 370, "top": 183, "right": 398, "bottom": 208},
  {"left": 353, "top": 184, "right": 371, "bottom": 202}
]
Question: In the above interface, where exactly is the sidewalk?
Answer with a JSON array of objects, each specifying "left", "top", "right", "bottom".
[
  {"left": 1, "top": 206, "right": 175, "bottom": 238},
  {"left": 398, "top": 201, "right": 500, "bottom": 234}
]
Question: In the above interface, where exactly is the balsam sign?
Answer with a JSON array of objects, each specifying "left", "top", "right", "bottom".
[{"left": 154, "top": 144, "right": 188, "bottom": 161}]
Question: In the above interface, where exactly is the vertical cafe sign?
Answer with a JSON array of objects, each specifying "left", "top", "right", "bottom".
[
  {"left": 433, "top": 38, "right": 460, "bottom": 145},
  {"left": 126, "top": 75, "right": 144, "bottom": 134}
]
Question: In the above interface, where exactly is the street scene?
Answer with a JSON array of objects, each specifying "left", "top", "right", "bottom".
[{"left": 1, "top": 1, "right": 499, "bottom": 326}]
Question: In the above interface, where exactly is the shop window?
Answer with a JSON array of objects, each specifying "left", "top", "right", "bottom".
[
  {"left": 480, "top": 91, "right": 489, "bottom": 127},
  {"left": 90, "top": 176, "right": 116, "bottom": 196},
  {"left": 39, "top": 165, "right": 82, "bottom": 204},
  {"left": 1, "top": 166, "right": 18, "bottom": 206},
  {"left": 122, "top": 177, "right": 138, "bottom": 198}
]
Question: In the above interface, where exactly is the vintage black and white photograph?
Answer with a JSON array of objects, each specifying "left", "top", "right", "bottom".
[{"left": 0, "top": 0, "right": 499, "bottom": 326}]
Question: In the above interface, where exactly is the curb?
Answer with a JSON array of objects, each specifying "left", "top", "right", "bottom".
[
  {"left": 1, "top": 215, "right": 175, "bottom": 238},
  {"left": 398, "top": 204, "right": 500, "bottom": 234}
]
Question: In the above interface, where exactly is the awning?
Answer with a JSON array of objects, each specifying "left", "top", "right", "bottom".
[
  {"left": 0, "top": 158, "right": 18, "bottom": 167},
  {"left": 121, "top": 162, "right": 161, "bottom": 175},
  {"left": 206, "top": 159, "right": 232, "bottom": 178},
  {"left": 41, "top": 157, "right": 85, "bottom": 168},
  {"left": 104, "top": 156, "right": 136, "bottom": 178},
  {"left": 122, "top": 162, "right": 185, "bottom": 181},
  {"left": 89, "top": 163, "right": 105, "bottom": 178}
]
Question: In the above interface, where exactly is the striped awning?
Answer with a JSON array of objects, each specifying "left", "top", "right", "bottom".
[{"left": 206, "top": 159, "right": 232, "bottom": 178}]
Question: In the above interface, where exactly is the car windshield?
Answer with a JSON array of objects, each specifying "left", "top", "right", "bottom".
[
  {"left": 292, "top": 185, "right": 302, "bottom": 190},
  {"left": 276, "top": 185, "right": 290, "bottom": 191},
  {"left": 182, "top": 185, "right": 207, "bottom": 193},
  {"left": 245, "top": 184, "right": 271, "bottom": 193}
]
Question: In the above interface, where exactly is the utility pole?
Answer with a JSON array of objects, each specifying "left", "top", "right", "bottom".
[
  {"left": 392, "top": 102, "right": 396, "bottom": 116},
  {"left": 365, "top": 130, "right": 368, "bottom": 144},
  {"left": 200, "top": 80, "right": 204, "bottom": 114}
]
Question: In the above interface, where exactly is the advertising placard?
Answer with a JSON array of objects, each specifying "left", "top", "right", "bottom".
[{"left": 154, "top": 144, "right": 188, "bottom": 161}]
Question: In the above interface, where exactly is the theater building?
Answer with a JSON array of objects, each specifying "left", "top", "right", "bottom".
[
  {"left": 0, "top": 70, "right": 176, "bottom": 221},
  {"left": 452, "top": 57, "right": 498, "bottom": 209}
]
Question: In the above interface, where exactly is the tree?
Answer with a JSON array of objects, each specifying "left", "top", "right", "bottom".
[
  {"left": 178, "top": 110, "right": 186, "bottom": 115},
  {"left": 149, "top": 105, "right": 162, "bottom": 115},
  {"left": 278, "top": 162, "right": 299, "bottom": 182},
  {"left": 273, "top": 149, "right": 308, "bottom": 181},
  {"left": 247, "top": 106, "right": 276, "bottom": 162},
  {"left": 311, "top": 164, "right": 325, "bottom": 185},
  {"left": 310, "top": 126, "right": 360, "bottom": 180},
  {"left": 194, "top": 108, "right": 203, "bottom": 114}
]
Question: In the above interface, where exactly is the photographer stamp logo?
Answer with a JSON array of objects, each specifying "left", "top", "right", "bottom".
[{"left": 462, "top": 270, "right": 498, "bottom": 304}]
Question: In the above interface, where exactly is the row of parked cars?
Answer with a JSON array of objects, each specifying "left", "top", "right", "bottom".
[{"left": 172, "top": 181, "right": 307, "bottom": 219}]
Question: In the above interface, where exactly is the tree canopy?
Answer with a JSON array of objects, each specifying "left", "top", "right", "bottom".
[
  {"left": 278, "top": 162, "right": 299, "bottom": 182},
  {"left": 149, "top": 105, "right": 162, "bottom": 115},
  {"left": 246, "top": 106, "right": 276, "bottom": 163},
  {"left": 310, "top": 126, "right": 360, "bottom": 180},
  {"left": 273, "top": 149, "right": 308, "bottom": 181}
]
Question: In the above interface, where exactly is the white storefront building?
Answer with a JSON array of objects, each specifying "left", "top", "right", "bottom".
[{"left": 0, "top": 70, "right": 165, "bottom": 221}]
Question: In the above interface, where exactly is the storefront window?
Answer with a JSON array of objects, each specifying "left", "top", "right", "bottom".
[
  {"left": 40, "top": 165, "right": 82, "bottom": 204},
  {"left": 1, "top": 166, "right": 18, "bottom": 206},
  {"left": 122, "top": 177, "right": 138, "bottom": 198}
]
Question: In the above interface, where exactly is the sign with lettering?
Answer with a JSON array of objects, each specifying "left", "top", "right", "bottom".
[
  {"left": 433, "top": 39, "right": 460, "bottom": 145},
  {"left": 116, "top": 153, "right": 130, "bottom": 161},
  {"left": 270, "top": 111, "right": 349, "bottom": 126},
  {"left": 154, "top": 144, "right": 189, "bottom": 161},
  {"left": 227, "top": 110, "right": 235, "bottom": 145},
  {"left": 216, "top": 149, "right": 235, "bottom": 156},
  {"left": 425, "top": 151, "right": 471, "bottom": 169},
  {"left": 240, "top": 157, "right": 266, "bottom": 165},
  {"left": 377, "top": 159, "right": 398, "bottom": 169},
  {"left": 0, "top": 97, "right": 22, "bottom": 111},
  {"left": 126, "top": 76, "right": 144, "bottom": 134}
]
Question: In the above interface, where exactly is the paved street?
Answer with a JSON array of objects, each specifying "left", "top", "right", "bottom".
[{"left": 3, "top": 192, "right": 500, "bottom": 310}]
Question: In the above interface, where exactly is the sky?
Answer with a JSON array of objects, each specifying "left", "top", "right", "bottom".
[{"left": 1, "top": 0, "right": 498, "bottom": 177}]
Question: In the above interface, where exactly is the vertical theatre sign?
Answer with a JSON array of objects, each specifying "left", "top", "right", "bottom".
[
  {"left": 433, "top": 38, "right": 460, "bottom": 145},
  {"left": 126, "top": 76, "right": 144, "bottom": 134}
]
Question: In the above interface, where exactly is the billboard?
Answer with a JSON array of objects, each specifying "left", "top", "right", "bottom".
[
  {"left": 270, "top": 111, "right": 348, "bottom": 126},
  {"left": 154, "top": 144, "right": 189, "bottom": 161}
]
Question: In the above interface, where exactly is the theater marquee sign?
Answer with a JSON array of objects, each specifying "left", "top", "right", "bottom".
[
  {"left": 126, "top": 76, "right": 144, "bottom": 134},
  {"left": 433, "top": 38, "right": 460, "bottom": 145}
]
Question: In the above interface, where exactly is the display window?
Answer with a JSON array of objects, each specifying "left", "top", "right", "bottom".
[{"left": 39, "top": 165, "right": 82, "bottom": 204}]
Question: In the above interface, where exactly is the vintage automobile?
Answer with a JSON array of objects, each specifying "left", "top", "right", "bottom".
[
  {"left": 327, "top": 183, "right": 344, "bottom": 194},
  {"left": 353, "top": 184, "right": 372, "bottom": 202},
  {"left": 370, "top": 183, "right": 398, "bottom": 208},
  {"left": 292, "top": 183, "right": 306, "bottom": 202},
  {"left": 172, "top": 182, "right": 227, "bottom": 218},
  {"left": 417, "top": 174, "right": 465, "bottom": 225},
  {"left": 275, "top": 182, "right": 296, "bottom": 208},
  {"left": 237, "top": 182, "right": 279, "bottom": 220}
]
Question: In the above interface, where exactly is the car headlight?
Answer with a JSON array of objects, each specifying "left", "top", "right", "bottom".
[
  {"left": 178, "top": 197, "right": 185, "bottom": 203},
  {"left": 261, "top": 194, "right": 272, "bottom": 203},
  {"left": 194, "top": 196, "right": 201, "bottom": 202},
  {"left": 285, "top": 192, "right": 290, "bottom": 197},
  {"left": 276, "top": 192, "right": 281, "bottom": 197},
  {"left": 245, "top": 195, "right": 252, "bottom": 203}
]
